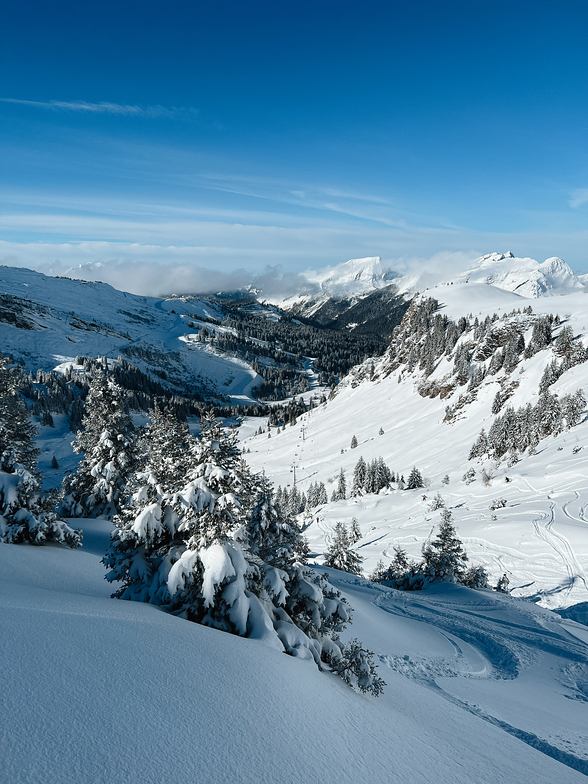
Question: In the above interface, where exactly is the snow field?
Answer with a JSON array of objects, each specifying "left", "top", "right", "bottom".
[{"left": 2, "top": 534, "right": 588, "bottom": 784}]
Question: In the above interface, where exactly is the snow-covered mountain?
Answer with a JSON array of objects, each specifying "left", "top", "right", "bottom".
[
  {"left": 272, "top": 251, "right": 585, "bottom": 318},
  {"left": 0, "top": 265, "right": 269, "bottom": 405},
  {"left": 448, "top": 252, "right": 586, "bottom": 297},
  {"left": 303, "top": 255, "right": 399, "bottom": 297},
  {"left": 3, "top": 260, "right": 588, "bottom": 783},
  {"left": 243, "top": 280, "right": 588, "bottom": 611}
]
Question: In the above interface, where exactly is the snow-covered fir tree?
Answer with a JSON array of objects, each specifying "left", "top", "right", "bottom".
[
  {"left": 61, "top": 374, "right": 137, "bottom": 518},
  {"left": 0, "top": 354, "right": 81, "bottom": 548},
  {"left": 331, "top": 468, "right": 347, "bottom": 502},
  {"left": 370, "top": 545, "right": 422, "bottom": 590},
  {"left": 422, "top": 508, "right": 469, "bottom": 584},
  {"left": 349, "top": 517, "right": 361, "bottom": 544},
  {"left": 352, "top": 456, "right": 367, "bottom": 496},
  {"left": 324, "top": 522, "right": 363, "bottom": 575},
  {"left": 105, "top": 411, "right": 383, "bottom": 694},
  {"left": 406, "top": 466, "right": 424, "bottom": 490}
]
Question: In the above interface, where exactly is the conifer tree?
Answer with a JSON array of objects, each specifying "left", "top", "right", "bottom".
[
  {"left": 106, "top": 414, "right": 383, "bottom": 693},
  {"left": 324, "top": 522, "right": 363, "bottom": 574},
  {"left": 406, "top": 466, "right": 424, "bottom": 490},
  {"left": 350, "top": 435, "right": 358, "bottom": 449},
  {"left": 316, "top": 482, "right": 328, "bottom": 505},
  {"left": 422, "top": 508, "right": 468, "bottom": 584},
  {"left": 61, "top": 374, "right": 137, "bottom": 518},
  {"left": 331, "top": 468, "right": 347, "bottom": 501},
  {"left": 0, "top": 355, "right": 81, "bottom": 548},
  {"left": 352, "top": 456, "right": 367, "bottom": 496},
  {"left": 349, "top": 517, "right": 361, "bottom": 544}
]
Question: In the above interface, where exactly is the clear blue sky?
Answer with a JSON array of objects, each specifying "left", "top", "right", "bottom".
[{"left": 2, "top": 0, "right": 588, "bottom": 287}]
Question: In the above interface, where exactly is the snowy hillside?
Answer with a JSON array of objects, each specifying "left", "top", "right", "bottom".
[
  {"left": 2, "top": 525, "right": 588, "bottom": 783},
  {"left": 448, "top": 252, "right": 586, "bottom": 298},
  {"left": 0, "top": 265, "right": 263, "bottom": 403},
  {"left": 2, "top": 261, "right": 588, "bottom": 783},
  {"left": 243, "top": 282, "right": 588, "bottom": 611}
]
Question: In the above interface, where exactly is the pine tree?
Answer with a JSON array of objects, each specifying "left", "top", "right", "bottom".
[
  {"left": 0, "top": 355, "right": 81, "bottom": 548},
  {"left": 352, "top": 456, "right": 367, "bottom": 496},
  {"left": 350, "top": 435, "right": 358, "bottom": 449},
  {"left": 462, "top": 564, "right": 489, "bottom": 589},
  {"left": 61, "top": 374, "right": 137, "bottom": 518},
  {"left": 429, "top": 493, "right": 445, "bottom": 511},
  {"left": 316, "top": 482, "right": 328, "bottom": 505},
  {"left": 106, "top": 416, "right": 382, "bottom": 693},
  {"left": 371, "top": 545, "right": 422, "bottom": 590},
  {"left": 469, "top": 429, "right": 489, "bottom": 460},
  {"left": 0, "top": 354, "right": 40, "bottom": 473},
  {"left": 331, "top": 468, "right": 347, "bottom": 501},
  {"left": 422, "top": 508, "right": 468, "bottom": 584},
  {"left": 324, "top": 522, "right": 363, "bottom": 574},
  {"left": 349, "top": 517, "right": 361, "bottom": 544},
  {"left": 406, "top": 466, "right": 424, "bottom": 490},
  {"left": 247, "top": 474, "right": 307, "bottom": 568},
  {"left": 364, "top": 460, "right": 377, "bottom": 494}
]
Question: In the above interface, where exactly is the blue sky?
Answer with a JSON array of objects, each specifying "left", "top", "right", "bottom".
[{"left": 2, "top": 0, "right": 588, "bottom": 291}]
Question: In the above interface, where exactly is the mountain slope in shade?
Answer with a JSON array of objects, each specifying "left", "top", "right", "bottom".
[{"left": 0, "top": 265, "right": 262, "bottom": 403}]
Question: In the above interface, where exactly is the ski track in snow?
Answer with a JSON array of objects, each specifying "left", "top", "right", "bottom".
[
  {"left": 362, "top": 582, "right": 588, "bottom": 775},
  {"left": 532, "top": 502, "right": 588, "bottom": 598}
]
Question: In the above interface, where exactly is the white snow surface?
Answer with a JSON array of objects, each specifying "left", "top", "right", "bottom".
[
  {"left": 267, "top": 251, "right": 586, "bottom": 310},
  {"left": 0, "top": 265, "right": 262, "bottom": 403},
  {"left": 243, "top": 285, "right": 588, "bottom": 611},
  {"left": 2, "top": 526, "right": 588, "bottom": 783}
]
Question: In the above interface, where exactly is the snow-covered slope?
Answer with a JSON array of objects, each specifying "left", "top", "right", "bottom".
[
  {"left": 243, "top": 283, "right": 588, "bottom": 611},
  {"left": 303, "top": 256, "right": 398, "bottom": 297},
  {"left": 2, "top": 526, "right": 587, "bottom": 783},
  {"left": 449, "top": 252, "right": 586, "bottom": 298},
  {"left": 0, "top": 265, "right": 262, "bottom": 403}
]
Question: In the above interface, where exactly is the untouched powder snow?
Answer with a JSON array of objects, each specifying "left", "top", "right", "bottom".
[{"left": 1, "top": 528, "right": 588, "bottom": 784}]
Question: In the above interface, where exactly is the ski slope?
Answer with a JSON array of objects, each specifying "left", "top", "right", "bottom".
[
  {"left": 1, "top": 525, "right": 587, "bottom": 784},
  {"left": 243, "top": 284, "right": 588, "bottom": 610}
]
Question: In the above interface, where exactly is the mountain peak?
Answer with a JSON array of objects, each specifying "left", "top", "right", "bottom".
[{"left": 453, "top": 252, "right": 584, "bottom": 297}]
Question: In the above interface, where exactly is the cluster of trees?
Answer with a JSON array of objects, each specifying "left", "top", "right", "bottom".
[
  {"left": 351, "top": 457, "right": 396, "bottom": 496},
  {"left": 0, "top": 354, "right": 81, "bottom": 548},
  {"left": 383, "top": 296, "right": 587, "bottom": 403},
  {"left": 275, "top": 484, "right": 310, "bottom": 518},
  {"left": 191, "top": 297, "right": 387, "bottom": 400},
  {"left": 56, "top": 373, "right": 384, "bottom": 694},
  {"left": 470, "top": 388, "right": 586, "bottom": 461},
  {"left": 305, "top": 481, "right": 329, "bottom": 509},
  {"left": 370, "top": 508, "right": 489, "bottom": 591}
]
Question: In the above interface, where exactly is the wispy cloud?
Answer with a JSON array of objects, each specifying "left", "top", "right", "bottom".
[
  {"left": 569, "top": 189, "right": 588, "bottom": 209},
  {"left": 0, "top": 98, "right": 195, "bottom": 118}
]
